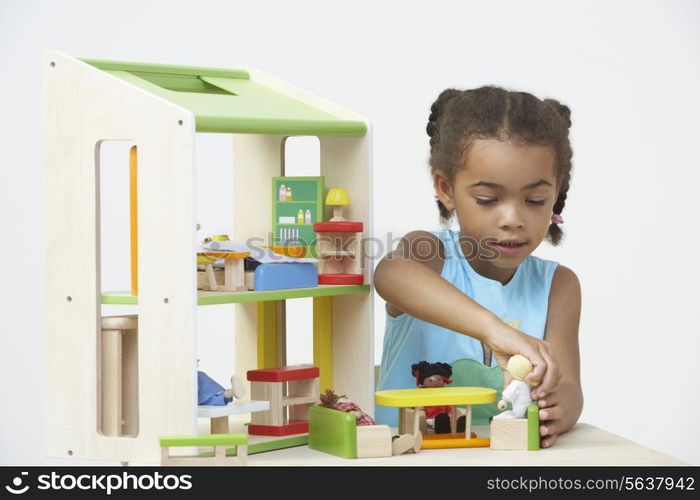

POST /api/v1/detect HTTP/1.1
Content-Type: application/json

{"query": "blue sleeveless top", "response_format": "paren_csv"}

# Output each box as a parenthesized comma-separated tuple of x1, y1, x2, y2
(374, 228, 559, 427)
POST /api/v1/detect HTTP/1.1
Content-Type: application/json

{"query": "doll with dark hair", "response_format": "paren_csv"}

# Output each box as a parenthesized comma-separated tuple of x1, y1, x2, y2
(411, 361, 466, 434)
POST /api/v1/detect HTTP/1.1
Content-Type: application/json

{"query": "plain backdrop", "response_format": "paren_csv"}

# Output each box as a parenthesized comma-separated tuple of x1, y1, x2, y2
(1, 0, 699, 465)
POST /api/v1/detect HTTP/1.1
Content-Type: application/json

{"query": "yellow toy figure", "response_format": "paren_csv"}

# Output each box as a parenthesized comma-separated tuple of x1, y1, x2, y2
(494, 354, 534, 419)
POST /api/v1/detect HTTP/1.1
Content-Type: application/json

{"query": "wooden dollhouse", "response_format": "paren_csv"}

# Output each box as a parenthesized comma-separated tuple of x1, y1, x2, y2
(44, 51, 373, 464)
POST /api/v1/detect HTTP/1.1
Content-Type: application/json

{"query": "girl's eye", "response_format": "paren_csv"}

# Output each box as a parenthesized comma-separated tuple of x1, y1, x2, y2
(476, 198, 546, 206)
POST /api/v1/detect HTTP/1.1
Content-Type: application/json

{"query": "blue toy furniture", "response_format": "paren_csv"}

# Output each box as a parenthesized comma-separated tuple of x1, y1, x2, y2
(253, 262, 318, 291)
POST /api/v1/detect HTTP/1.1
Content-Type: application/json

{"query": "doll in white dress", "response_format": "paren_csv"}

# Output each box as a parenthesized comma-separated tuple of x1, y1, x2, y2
(493, 354, 535, 419)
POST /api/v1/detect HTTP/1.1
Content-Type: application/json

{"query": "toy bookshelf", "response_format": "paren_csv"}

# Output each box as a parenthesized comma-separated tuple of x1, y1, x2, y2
(271, 176, 324, 258)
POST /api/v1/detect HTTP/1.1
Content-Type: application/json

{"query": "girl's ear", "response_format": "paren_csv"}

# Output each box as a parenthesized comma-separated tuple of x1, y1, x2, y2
(433, 171, 455, 211)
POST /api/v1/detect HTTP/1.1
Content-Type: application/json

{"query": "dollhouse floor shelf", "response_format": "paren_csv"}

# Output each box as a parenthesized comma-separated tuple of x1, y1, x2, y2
(101, 284, 370, 306)
(198, 400, 270, 418)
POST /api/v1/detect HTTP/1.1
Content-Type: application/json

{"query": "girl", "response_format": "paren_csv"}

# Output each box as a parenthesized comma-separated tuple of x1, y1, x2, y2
(374, 86, 583, 448)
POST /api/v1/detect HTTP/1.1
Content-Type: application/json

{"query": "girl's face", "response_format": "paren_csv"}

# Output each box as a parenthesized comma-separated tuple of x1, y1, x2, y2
(434, 138, 560, 284)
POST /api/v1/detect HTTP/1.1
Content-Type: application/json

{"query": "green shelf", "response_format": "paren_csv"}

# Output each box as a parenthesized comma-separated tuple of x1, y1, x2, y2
(101, 284, 371, 306)
(272, 176, 324, 257)
(196, 434, 308, 457)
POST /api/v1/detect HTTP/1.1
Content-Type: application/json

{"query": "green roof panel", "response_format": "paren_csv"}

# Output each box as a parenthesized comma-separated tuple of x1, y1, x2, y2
(80, 58, 366, 136)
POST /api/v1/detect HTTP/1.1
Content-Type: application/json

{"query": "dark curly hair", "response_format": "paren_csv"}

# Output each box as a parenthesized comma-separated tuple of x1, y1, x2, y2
(427, 86, 573, 245)
(411, 361, 453, 385)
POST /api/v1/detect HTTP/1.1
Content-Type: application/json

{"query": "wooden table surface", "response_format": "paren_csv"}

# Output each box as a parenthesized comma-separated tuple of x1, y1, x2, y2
(240, 422, 686, 466)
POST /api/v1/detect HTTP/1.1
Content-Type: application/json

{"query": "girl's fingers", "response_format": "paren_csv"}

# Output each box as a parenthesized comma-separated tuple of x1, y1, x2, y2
(541, 433, 558, 448)
(522, 345, 547, 387)
(538, 404, 562, 422)
(540, 418, 562, 438)
(536, 391, 559, 408)
(536, 347, 560, 396)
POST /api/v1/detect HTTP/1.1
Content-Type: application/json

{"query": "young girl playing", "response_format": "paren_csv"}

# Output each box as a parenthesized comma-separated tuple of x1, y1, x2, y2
(374, 86, 583, 448)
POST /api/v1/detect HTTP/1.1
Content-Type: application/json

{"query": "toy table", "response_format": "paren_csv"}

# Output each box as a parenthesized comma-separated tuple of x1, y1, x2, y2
(375, 387, 497, 446)
(197, 251, 250, 292)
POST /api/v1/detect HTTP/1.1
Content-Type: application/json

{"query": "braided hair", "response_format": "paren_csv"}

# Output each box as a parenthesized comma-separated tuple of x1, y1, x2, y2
(427, 86, 573, 245)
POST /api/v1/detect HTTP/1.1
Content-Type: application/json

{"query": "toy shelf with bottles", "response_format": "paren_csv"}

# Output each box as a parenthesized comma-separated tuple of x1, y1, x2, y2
(272, 176, 324, 258)
(45, 51, 373, 465)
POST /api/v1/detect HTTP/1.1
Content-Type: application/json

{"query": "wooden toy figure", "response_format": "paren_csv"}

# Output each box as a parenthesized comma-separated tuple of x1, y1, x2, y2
(411, 361, 465, 434)
(197, 368, 247, 406)
(493, 354, 534, 419)
(319, 389, 376, 426)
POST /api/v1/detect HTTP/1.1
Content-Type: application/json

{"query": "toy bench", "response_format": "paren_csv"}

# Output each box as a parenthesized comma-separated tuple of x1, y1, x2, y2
(159, 434, 248, 466)
(308, 405, 394, 459)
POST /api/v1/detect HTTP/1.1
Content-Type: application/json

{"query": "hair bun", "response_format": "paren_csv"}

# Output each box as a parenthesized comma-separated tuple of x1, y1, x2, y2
(543, 98, 572, 128)
(427, 88, 461, 138)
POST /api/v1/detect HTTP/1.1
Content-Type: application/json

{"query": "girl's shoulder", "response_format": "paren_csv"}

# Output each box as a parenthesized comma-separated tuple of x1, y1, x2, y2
(384, 229, 447, 276)
(547, 263, 580, 297)
(380, 230, 447, 319)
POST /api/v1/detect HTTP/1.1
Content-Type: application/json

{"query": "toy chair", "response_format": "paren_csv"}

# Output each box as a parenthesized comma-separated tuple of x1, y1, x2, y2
(400, 406, 474, 435)
(247, 366, 320, 436)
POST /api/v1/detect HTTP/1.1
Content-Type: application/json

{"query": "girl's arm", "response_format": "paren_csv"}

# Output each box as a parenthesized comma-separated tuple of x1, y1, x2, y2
(534, 264, 583, 447)
(374, 231, 561, 393)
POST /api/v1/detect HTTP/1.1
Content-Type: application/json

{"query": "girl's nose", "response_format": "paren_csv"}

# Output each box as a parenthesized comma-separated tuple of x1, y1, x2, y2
(499, 204, 525, 230)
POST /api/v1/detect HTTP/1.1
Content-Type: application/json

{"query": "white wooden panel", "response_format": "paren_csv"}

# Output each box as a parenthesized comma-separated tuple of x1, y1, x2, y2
(45, 50, 197, 464)
(233, 134, 285, 382)
(319, 134, 374, 413)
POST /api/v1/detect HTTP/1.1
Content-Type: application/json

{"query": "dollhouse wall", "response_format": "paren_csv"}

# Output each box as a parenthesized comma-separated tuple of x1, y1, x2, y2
(44, 51, 199, 464)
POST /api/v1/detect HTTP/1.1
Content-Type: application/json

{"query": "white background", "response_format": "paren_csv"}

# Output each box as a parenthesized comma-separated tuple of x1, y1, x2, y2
(1, 0, 699, 465)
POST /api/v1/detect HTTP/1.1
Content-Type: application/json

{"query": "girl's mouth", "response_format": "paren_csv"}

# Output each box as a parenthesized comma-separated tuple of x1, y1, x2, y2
(495, 241, 526, 256)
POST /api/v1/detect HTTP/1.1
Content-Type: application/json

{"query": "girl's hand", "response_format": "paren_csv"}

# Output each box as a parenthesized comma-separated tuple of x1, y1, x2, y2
(483, 319, 561, 395)
(534, 390, 564, 448)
